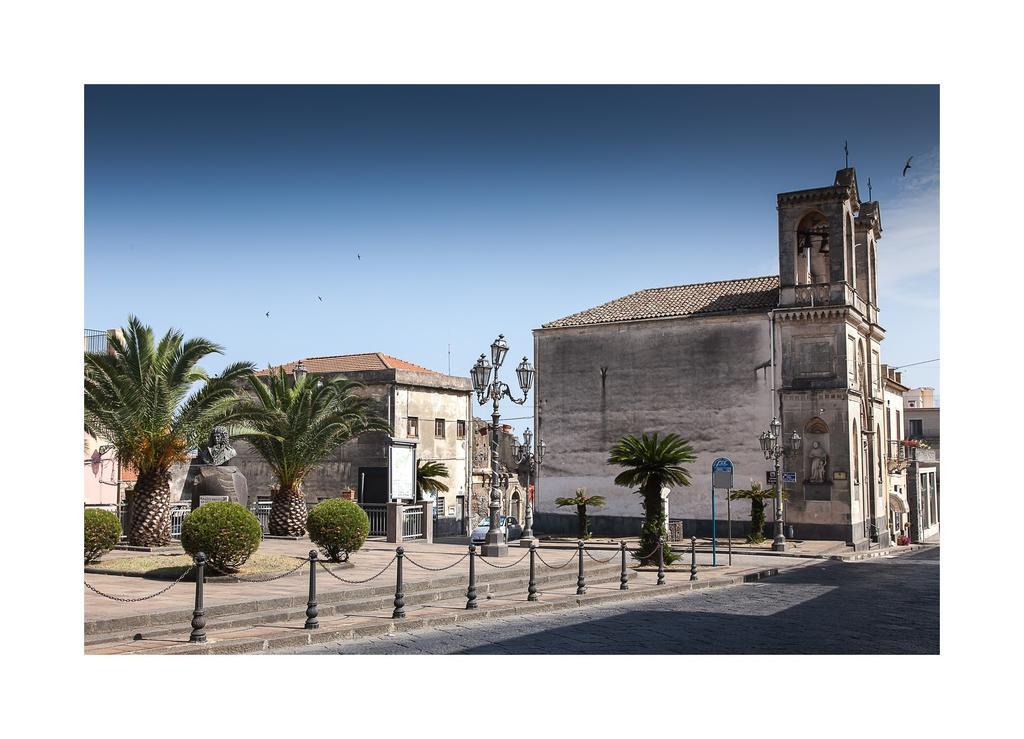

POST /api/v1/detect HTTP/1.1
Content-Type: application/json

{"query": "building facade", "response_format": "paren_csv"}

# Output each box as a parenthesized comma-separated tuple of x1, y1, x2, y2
(903, 386, 940, 541)
(533, 168, 899, 549)
(232, 353, 473, 533)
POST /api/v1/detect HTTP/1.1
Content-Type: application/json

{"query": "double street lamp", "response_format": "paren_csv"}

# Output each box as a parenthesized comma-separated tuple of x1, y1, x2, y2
(471, 335, 535, 557)
(513, 427, 545, 546)
(759, 416, 801, 552)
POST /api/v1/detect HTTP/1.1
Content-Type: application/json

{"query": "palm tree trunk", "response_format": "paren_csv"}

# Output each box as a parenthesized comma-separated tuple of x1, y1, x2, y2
(638, 483, 670, 566)
(577, 504, 588, 539)
(270, 485, 308, 536)
(128, 468, 172, 547)
(750, 497, 766, 542)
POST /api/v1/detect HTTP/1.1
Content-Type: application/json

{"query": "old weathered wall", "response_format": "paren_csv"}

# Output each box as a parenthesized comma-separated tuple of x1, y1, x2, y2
(534, 313, 777, 529)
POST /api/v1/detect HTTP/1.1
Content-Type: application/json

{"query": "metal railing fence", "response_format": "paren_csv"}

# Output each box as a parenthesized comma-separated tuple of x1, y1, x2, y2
(361, 504, 387, 537)
(402, 506, 424, 540)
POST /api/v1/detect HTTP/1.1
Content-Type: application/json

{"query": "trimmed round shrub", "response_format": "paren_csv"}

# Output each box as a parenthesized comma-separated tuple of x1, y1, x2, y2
(307, 499, 370, 562)
(85, 508, 121, 564)
(180, 501, 261, 573)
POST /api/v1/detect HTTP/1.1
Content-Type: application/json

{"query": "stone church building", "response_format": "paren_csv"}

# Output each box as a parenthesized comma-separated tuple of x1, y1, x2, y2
(533, 168, 894, 549)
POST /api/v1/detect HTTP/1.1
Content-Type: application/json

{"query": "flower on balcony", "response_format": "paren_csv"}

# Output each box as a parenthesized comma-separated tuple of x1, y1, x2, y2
(902, 439, 930, 449)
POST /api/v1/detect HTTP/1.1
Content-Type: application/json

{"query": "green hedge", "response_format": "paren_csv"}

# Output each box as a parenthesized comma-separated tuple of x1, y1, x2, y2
(85, 508, 121, 564)
(307, 499, 369, 562)
(180, 501, 261, 573)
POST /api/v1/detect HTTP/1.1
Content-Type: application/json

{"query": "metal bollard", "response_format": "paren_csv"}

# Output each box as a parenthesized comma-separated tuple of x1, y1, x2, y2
(527, 544, 538, 601)
(190, 552, 207, 643)
(305, 550, 319, 629)
(619, 541, 629, 590)
(466, 544, 477, 609)
(576, 540, 587, 595)
(392, 546, 406, 619)
(690, 536, 698, 581)
(656, 536, 665, 585)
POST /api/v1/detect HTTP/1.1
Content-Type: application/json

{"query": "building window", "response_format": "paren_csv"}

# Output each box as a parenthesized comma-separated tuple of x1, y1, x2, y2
(909, 419, 923, 439)
(457, 420, 466, 439)
(436, 496, 446, 517)
(407, 417, 419, 437)
(434, 418, 446, 438)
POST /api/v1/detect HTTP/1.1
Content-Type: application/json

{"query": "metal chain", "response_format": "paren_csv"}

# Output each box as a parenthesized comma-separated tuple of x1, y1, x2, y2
(84, 565, 195, 603)
(403, 552, 470, 572)
(204, 557, 309, 582)
(535, 550, 578, 569)
(317, 555, 396, 584)
(584, 548, 621, 564)
(627, 543, 663, 559)
(476, 551, 531, 569)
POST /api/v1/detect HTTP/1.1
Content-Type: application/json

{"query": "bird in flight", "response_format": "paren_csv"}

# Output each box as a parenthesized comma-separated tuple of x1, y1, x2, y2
(357, 253, 361, 260)
(265, 311, 270, 318)
(317, 296, 322, 302)
(902, 156, 913, 177)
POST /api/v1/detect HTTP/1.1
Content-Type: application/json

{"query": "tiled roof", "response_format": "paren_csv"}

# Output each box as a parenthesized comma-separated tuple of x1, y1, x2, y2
(256, 352, 439, 376)
(542, 275, 780, 328)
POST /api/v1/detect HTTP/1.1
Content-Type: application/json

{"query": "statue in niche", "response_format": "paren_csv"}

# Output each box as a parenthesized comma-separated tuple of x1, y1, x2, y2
(808, 441, 829, 484)
(184, 426, 248, 509)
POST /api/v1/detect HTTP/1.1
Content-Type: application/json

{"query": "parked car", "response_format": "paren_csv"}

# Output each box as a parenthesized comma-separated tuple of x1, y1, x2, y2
(470, 515, 522, 545)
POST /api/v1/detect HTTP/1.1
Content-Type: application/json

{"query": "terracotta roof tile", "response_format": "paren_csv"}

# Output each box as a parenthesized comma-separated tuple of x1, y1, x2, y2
(256, 352, 439, 376)
(542, 275, 780, 328)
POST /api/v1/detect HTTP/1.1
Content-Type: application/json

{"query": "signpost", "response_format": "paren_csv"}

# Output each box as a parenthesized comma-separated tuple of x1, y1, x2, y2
(389, 440, 417, 502)
(711, 458, 734, 567)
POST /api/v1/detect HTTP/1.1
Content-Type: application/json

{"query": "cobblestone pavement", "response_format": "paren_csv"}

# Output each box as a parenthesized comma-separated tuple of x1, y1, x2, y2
(276, 546, 939, 655)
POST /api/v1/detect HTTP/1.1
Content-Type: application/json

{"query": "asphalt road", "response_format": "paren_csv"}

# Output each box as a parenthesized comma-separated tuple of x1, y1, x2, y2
(275, 546, 939, 655)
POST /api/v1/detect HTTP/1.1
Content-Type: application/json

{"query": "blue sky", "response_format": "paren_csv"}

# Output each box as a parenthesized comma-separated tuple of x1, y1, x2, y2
(85, 85, 940, 428)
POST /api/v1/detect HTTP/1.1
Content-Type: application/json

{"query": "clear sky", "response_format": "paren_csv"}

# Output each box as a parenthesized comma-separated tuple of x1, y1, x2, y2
(85, 85, 940, 430)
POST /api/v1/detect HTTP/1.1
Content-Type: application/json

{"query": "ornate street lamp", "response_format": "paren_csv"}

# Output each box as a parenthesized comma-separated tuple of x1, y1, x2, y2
(513, 426, 544, 547)
(759, 416, 801, 551)
(293, 360, 308, 383)
(471, 335, 534, 557)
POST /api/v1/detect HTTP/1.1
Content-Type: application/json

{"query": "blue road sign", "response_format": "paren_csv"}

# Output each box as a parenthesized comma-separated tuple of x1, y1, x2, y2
(782, 472, 797, 484)
(712, 458, 734, 489)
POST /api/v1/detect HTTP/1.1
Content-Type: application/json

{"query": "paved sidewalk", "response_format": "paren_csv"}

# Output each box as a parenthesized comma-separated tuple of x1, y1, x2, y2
(85, 556, 805, 655)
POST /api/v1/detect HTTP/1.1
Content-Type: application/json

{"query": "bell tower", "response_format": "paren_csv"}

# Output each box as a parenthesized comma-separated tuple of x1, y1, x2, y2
(773, 168, 888, 549)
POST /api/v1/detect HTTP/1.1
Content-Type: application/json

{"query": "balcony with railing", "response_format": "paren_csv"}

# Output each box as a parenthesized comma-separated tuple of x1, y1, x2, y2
(85, 329, 109, 355)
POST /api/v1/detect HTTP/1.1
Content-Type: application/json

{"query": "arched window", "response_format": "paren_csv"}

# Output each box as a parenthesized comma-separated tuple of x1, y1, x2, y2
(796, 212, 830, 285)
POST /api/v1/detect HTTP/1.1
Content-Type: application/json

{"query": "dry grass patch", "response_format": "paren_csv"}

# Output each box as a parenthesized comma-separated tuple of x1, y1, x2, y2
(85, 552, 305, 579)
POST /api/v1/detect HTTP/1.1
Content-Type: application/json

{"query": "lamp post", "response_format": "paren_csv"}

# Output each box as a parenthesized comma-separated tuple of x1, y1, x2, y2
(759, 417, 801, 552)
(470, 335, 534, 557)
(513, 428, 544, 547)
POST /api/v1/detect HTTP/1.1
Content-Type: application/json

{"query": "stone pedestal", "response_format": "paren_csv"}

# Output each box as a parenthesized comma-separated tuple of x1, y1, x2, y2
(185, 465, 249, 511)
(386, 502, 404, 543)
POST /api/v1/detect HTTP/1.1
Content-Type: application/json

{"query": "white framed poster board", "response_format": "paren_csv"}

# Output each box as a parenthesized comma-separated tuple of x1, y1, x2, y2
(389, 440, 417, 501)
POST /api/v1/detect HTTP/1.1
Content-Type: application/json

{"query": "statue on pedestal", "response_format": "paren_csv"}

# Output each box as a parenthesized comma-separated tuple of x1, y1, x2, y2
(185, 426, 249, 510)
(808, 441, 829, 484)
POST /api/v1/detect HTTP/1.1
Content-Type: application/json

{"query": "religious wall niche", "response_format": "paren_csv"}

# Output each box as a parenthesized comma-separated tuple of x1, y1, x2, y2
(802, 416, 832, 501)
(796, 212, 831, 285)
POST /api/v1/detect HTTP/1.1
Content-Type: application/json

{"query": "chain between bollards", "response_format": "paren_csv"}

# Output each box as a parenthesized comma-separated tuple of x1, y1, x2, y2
(527, 544, 538, 601)
(690, 536, 698, 581)
(619, 541, 629, 590)
(305, 550, 319, 629)
(576, 540, 587, 595)
(392, 546, 406, 619)
(466, 544, 477, 609)
(190, 552, 207, 643)
(656, 536, 666, 585)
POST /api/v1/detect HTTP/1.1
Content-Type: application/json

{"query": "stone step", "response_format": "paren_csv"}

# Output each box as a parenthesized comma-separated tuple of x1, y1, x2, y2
(85, 560, 626, 645)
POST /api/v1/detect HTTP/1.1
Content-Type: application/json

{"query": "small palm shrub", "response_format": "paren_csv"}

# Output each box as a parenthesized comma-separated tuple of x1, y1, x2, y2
(85, 508, 122, 564)
(554, 488, 606, 540)
(307, 499, 370, 562)
(180, 502, 261, 573)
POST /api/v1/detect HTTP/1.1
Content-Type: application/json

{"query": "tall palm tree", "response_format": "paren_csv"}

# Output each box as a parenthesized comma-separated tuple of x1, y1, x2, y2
(417, 460, 450, 498)
(729, 480, 780, 544)
(84, 316, 256, 546)
(607, 432, 696, 565)
(554, 488, 605, 540)
(230, 368, 390, 536)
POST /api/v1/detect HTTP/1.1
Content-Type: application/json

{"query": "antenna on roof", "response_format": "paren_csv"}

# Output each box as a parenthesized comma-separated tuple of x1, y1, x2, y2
(448, 344, 451, 375)
(844, 140, 849, 168)
(868, 177, 873, 201)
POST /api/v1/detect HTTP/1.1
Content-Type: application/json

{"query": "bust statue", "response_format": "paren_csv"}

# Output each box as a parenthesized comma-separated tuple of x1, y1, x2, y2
(196, 426, 237, 466)
(184, 426, 248, 509)
(808, 441, 829, 484)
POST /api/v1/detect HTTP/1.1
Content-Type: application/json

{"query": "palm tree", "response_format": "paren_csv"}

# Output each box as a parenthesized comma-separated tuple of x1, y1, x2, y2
(229, 368, 390, 536)
(607, 432, 695, 565)
(417, 460, 450, 498)
(84, 316, 255, 546)
(729, 480, 780, 544)
(554, 488, 605, 540)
